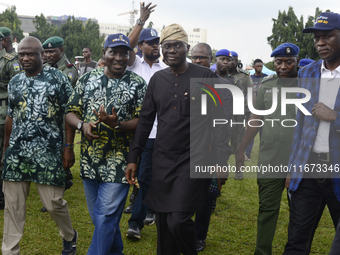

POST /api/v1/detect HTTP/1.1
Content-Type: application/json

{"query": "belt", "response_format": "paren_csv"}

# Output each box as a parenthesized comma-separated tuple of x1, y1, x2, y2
(310, 152, 330, 163)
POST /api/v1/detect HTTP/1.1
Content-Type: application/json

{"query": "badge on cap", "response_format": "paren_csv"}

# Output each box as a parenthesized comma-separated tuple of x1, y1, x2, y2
(48, 43, 52, 48)
(285, 47, 292, 55)
(150, 29, 157, 37)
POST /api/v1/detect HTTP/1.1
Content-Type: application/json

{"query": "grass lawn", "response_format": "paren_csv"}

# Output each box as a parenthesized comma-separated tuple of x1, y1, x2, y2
(0, 133, 335, 254)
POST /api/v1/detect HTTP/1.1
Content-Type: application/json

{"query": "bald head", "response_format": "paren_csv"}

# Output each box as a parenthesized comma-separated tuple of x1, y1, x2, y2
(191, 43, 213, 68)
(18, 36, 43, 53)
(18, 36, 44, 77)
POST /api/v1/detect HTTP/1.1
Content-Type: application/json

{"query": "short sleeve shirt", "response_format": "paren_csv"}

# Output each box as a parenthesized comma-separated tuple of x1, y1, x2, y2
(3, 66, 73, 186)
(66, 68, 147, 183)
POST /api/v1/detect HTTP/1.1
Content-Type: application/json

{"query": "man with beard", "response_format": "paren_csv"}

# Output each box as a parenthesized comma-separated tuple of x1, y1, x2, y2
(125, 24, 229, 255)
(124, 2, 167, 240)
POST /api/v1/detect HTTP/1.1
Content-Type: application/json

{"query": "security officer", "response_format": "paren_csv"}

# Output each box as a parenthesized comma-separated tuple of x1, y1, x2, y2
(41, 36, 78, 212)
(0, 31, 21, 210)
(43, 36, 78, 88)
(0, 27, 16, 54)
(214, 49, 249, 179)
(236, 43, 299, 255)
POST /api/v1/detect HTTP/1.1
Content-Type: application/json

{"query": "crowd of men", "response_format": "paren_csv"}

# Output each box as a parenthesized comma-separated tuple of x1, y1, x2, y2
(1, 2, 340, 255)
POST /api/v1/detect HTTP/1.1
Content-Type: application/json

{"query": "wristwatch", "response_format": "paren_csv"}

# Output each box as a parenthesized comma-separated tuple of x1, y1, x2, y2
(114, 120, 121, 130)
(65, 143, 74, 149)
(136, 18, 145, 26)
(77, 121, 84, 131)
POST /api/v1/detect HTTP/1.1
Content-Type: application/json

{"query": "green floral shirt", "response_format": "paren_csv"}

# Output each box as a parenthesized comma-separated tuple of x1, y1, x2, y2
(66, 68, 147, 183)
(3, 66, 73, 186)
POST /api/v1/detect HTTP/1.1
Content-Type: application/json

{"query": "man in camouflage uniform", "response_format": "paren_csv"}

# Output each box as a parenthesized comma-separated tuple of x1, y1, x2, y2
(43, 36, 78, 88)
(0, 31, 21, 210)
(0, 27, 16, 54)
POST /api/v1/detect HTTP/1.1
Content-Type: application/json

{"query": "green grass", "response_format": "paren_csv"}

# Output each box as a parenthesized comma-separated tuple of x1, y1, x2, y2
(0, 133, 335, 254)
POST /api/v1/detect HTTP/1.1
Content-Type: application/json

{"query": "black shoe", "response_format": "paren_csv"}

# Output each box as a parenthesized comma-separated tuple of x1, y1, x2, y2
(0, 202, 4, 210)
(123, 203, 134, 214)
(196, 239, 206, 252)
(126, 225, 141, 240)
(41, 206, 48, 212)
(62, 229, 78, 255)
(144, 213, 156, 225)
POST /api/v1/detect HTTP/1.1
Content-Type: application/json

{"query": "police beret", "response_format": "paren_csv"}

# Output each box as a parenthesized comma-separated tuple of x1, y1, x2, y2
(42, 36, 64, 49)
(230, 51, 238, 57)
(270, 43, 299, 57)
(0, 27, 11, 37)
(0, 32, 4, 40)
(299, 58, 314, 67)
(215, 49, 232, 57)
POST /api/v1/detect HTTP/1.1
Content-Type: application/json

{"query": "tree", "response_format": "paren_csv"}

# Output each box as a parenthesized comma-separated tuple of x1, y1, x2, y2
(59, 17, 104, 62)
(147, 21, 154, 28)
(30, 14, 58, 42)
(0, 6, 24, 42)
(267, 7, 330, 60)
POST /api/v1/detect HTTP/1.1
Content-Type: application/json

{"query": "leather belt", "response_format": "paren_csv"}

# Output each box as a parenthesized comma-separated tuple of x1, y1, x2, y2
(310, 152, 330, 163)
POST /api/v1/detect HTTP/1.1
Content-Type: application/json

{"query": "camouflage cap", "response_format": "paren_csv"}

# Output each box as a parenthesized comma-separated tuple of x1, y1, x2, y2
(0, 27, 11, 37)
(42, 36, 64, 49)
(0, 32, 4, 40)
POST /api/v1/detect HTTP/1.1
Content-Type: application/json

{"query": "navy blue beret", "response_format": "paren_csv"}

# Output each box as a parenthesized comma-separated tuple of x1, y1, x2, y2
(270, 43, 299, 57)
(215, 49, 232, 57)
(299, 58, 314, 67)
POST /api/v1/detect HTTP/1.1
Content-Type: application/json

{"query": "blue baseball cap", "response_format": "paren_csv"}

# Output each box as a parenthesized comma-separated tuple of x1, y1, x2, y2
(303, 12, 340, 33)
(230, 51, 238, 57)
(139, 28, 159, 43)
(299, 58, 314, 67)
(270, 43, 299, 57)
(215, 49, 232, 57)
(104, 33, 133, 51)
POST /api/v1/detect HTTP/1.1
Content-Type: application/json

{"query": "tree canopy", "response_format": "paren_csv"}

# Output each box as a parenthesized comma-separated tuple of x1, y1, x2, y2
(0, 6, 25, 41)
(267, 7, 330, 60)
(31, 15, 105, 62)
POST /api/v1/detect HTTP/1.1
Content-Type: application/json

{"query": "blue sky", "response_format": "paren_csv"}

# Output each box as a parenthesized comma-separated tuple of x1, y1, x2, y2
(1, 0, 340, 65)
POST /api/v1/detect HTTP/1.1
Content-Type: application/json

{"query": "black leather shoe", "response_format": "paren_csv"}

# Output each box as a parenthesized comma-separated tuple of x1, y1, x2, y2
(196, 239, 206, 252)
(124, 203, 134, 214)
(126, 225, 141, 240)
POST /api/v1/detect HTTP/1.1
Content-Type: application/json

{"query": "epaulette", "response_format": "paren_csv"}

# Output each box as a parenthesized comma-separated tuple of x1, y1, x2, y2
(65, 59, 75, 68)
(261, 74, 278, 83)
(3, 52, 17, 61)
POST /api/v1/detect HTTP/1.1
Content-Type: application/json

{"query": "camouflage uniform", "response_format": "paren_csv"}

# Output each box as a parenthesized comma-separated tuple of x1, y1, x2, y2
(0, 48, 21, 209)
(45, 54, 78, 88)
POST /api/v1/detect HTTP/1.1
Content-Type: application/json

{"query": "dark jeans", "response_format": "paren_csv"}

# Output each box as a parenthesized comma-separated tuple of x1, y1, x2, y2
(195, 192, 215, 240)
(284, 175, 340, 254)
(156, 211, 197, 255)
(128, 138, 155, 230)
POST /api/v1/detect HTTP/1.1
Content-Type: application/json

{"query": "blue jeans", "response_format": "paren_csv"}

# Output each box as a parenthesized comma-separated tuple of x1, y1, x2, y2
(83, 178, 129, 255)
(128, 139, 155, 230)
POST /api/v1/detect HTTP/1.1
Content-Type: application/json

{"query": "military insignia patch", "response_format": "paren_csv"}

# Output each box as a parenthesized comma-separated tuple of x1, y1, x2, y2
(13, 63, 20, 71)
(68, 72, 73, 79)
(285, 47, 292, 55)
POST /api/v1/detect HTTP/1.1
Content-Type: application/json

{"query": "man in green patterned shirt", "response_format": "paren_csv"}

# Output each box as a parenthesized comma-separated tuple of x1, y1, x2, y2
(66, 33, 147, 254)
(1, 37, 77, 254)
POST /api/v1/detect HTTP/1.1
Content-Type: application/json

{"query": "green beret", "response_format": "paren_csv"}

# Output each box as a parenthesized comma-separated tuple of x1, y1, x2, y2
(42, 36, 64, 49)
(0, 32, 4, 40)
(0, 27, 11, 37)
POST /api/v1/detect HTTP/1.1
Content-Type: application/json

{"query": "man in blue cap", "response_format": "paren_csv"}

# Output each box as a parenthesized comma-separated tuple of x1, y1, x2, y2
(65, 33, 148, 254)
(124, 2, 167, 241)
(236, 42, 299, 255)
(298, 58, 314, 68)
(283, 12, 340, 255)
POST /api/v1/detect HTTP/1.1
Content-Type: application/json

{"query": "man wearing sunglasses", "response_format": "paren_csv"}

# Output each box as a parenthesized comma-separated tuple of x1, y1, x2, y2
(125, 2, 168, 241)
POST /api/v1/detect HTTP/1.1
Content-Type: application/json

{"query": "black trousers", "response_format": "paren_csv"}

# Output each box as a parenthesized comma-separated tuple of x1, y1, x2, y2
(283, 158, 340, 254)
(156, 211, 197, 255)
(195, 193, 215, 240)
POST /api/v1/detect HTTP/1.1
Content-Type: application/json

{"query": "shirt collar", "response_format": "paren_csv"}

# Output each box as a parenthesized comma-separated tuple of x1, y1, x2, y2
(321, 60, 340, 74)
